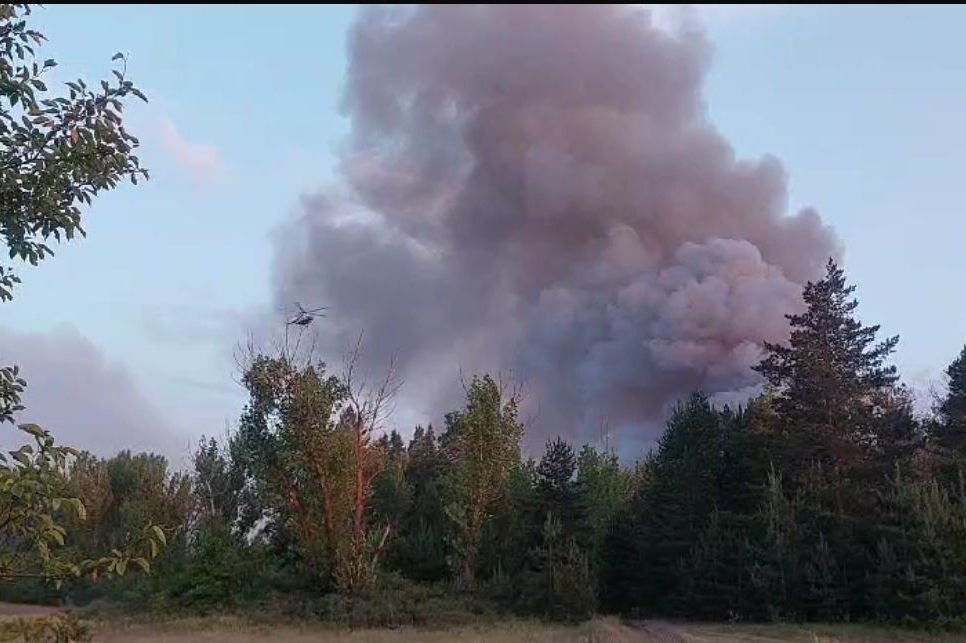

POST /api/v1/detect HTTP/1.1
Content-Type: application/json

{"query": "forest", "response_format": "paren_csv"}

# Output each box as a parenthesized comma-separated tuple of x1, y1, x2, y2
(4, 3, 966, 640)
(6, 256, 966, 634)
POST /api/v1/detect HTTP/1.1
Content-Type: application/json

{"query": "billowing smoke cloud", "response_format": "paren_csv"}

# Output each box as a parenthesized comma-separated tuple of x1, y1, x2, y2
(274, 5, 840, 450)
(0, 326, 183, 458)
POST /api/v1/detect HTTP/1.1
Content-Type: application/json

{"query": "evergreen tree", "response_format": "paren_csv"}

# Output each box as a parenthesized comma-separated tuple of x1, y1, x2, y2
(716, 403, 772, 515)
(869, 385, 921, 479)
(939, 346, 966, 433)
(870, 470, 966, 623)
(535, 437, 584, 539)
(755, 259, 899, 475)
(575, 446, 632, 567)
(679, 509, 761, 620)
(481, 459, 539, 592)
(934, 345, 966, 469)
(602, 393, 724, 614)
(518, 513, 596, 621)
(371, 430, 410, 551)
(396, 425, 448, 581)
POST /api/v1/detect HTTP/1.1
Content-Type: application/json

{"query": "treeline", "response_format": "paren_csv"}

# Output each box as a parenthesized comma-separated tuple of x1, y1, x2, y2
(17, 259, 966, 626)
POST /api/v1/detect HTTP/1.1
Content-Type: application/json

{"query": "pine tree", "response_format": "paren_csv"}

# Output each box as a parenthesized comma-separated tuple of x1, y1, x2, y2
(576, 446, 632, 567)
(717, 403, 772, 515)
(395, 425, 448, 581)
(602, 392, 724, 614)
(371, 430, 410, 546)
(935, 346, 966, 463)
(535, 437, 583, 539)
(679, 509, 761, 620)
(519, 512, 596, 621)
(869, 385, 921, 478)
(869, 470, 966, 622)
(481, 458, 540, 588)
(755, 259, 899, 475)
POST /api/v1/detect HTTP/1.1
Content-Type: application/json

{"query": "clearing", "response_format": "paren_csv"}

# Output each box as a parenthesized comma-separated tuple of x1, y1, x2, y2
(91, 618, 966, 643)
(2, 605, 964, 642)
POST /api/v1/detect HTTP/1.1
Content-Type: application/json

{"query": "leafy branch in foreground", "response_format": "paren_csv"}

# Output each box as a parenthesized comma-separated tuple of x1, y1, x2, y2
(0, 422, 166, 588)
(0, 3, 148, 301)
(0, 2, 161, 592)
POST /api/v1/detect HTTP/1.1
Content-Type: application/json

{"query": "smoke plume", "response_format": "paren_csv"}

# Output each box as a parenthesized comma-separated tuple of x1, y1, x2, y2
(0, 325, 182, 457)
(274, 5, 840, 450)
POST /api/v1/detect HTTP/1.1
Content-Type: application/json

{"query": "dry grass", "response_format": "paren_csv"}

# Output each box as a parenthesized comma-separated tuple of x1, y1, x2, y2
(0, 603, 960, 643)
(93, 616, 626, 642)
(683, 622, 966, 642)
(89, 618, 966, 643)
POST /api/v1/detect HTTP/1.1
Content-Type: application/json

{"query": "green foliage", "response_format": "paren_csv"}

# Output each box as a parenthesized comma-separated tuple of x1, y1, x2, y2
(370, 431, 409, 536)
(10, 1, 966, 632)
(443, 374, 523, 588)
(233, 346, 398, 594)
(932, 346, 966, 481)
(162, 520, 266, 611)
(192, 435, 247, 530)
(0, 611, 90, 642)
(602, 393, 728, 614)
(869, 470, 966, 625)
(575, 445, 631, 566)
(754, 258, 900, 475)
(311, 574, 500, 629)
(938, 346, 966, 434)
(0, 423, 165, 591)
(235, 354, 348, 580)
(476, 459, 538, 589)
(678, 508, 761, 621)
(535, 437, 582, 538)
(0, 364, 25, 424)
(516, 512, 596, 622)
(393, 425, 448, 582)
(5, 170, 966, 634)
(0, 3, 148, 301)
(0, 0, 162, 609)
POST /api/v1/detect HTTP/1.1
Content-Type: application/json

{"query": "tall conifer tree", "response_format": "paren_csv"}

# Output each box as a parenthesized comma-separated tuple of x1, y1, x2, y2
(755, 259, 899, 472)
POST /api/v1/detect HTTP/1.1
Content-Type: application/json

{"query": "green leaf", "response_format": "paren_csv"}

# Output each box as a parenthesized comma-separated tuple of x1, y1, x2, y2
(72, 497, 87, 521)
(47, 529, 64, 546)
(18, 423, 45, 438)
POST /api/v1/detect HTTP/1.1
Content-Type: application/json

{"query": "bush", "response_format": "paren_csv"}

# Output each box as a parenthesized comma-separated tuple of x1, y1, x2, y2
(310, 574, 501, 628)
(511, 514, 597, 622)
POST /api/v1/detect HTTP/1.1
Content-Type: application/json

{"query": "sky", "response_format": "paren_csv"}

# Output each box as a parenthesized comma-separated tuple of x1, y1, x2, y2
(2, 5, 965, 463)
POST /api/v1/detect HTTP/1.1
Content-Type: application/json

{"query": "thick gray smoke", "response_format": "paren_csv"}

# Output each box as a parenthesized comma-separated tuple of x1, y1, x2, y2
(274, 5, 840, 451)
(0, 325, 182, 457)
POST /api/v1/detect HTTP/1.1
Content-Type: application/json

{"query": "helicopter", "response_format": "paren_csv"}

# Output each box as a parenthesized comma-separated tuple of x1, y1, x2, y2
(287, 302, 327, 327)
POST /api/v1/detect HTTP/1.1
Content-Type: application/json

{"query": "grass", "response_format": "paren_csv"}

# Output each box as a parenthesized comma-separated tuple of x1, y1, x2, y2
(91, 615, 622, 642)
(15, 603, 966, 643)
(87, 617, 966, 642)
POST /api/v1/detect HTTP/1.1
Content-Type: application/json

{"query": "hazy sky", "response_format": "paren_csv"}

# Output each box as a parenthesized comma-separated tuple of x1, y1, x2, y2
(2, 5, 965, 462)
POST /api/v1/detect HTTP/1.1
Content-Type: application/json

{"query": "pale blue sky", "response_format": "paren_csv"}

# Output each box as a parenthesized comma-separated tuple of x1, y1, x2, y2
(3, 5, 965, 458)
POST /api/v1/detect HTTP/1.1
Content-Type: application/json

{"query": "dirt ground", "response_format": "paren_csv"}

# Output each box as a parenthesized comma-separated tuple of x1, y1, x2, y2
(93, 618, 637, 643)
(3, 604, 966, 642)
(89, 620, 966, 643)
